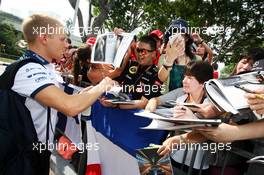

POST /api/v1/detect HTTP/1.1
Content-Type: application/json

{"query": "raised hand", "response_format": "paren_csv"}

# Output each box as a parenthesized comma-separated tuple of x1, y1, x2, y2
(165, 34, 185, 65)
(191, 33, 202, 43)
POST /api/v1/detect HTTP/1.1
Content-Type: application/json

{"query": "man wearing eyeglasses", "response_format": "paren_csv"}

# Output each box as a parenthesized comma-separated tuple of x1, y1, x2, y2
(114, 35, 163, 109)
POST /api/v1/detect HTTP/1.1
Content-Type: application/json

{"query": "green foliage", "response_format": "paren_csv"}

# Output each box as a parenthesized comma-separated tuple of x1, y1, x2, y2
(201, 0, 264, 63)
(91, 0, 100, 17)
(0, 23, 25, 57)
(104, 0, 145, 32)
(93, 6, 100, 17)
(0, 11, 23, 24)
(142, 1, 176, 32)
(65, 0, 264, 65)
(0, 57, 16, 63)
(92, 0, 263, 65)
(220, 62, 236, 78)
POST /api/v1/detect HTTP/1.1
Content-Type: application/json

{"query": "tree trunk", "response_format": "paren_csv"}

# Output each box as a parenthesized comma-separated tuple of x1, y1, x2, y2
(68, 0, 86, 42)
(88, 0, 93, 27)
(92, 0, 115, 32)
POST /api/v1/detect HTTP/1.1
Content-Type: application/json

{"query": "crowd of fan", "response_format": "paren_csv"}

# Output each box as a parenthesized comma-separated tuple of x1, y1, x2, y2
(5, 15, 264, 175)
(40, 17, 264, 175)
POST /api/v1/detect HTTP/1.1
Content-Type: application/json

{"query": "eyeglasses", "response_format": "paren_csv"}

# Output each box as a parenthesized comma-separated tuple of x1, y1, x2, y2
(136, 48, 154, 54)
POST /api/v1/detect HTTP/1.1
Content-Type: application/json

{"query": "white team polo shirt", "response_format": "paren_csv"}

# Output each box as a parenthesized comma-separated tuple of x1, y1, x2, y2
(12, 62, 59, 143)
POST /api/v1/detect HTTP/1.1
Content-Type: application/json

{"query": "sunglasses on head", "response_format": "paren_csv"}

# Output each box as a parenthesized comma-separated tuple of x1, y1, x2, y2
(136, 48, 154, 54)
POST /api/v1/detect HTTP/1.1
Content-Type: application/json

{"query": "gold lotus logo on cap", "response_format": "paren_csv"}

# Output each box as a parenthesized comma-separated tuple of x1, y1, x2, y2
(129, 66, 138, 74)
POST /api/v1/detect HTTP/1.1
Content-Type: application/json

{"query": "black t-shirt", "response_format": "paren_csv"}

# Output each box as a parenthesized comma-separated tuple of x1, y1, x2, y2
(116, 60, 163, 100)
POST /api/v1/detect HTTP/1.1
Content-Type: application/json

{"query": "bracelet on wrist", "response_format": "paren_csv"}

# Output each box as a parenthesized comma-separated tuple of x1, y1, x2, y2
(163, 64, 173, 70)
(163, 58, 174, 70)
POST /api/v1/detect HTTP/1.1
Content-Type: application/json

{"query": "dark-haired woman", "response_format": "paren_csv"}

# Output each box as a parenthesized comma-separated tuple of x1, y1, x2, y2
(192, 33, 213, 64)
(147, 61, 214, 175)
(158, 33, 201, 93)
(72, 45, 92, 87)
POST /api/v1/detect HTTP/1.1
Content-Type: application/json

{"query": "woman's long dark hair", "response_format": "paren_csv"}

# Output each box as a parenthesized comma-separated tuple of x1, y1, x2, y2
(73, 45, 92, 85)
(184, 33, 195, 60)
